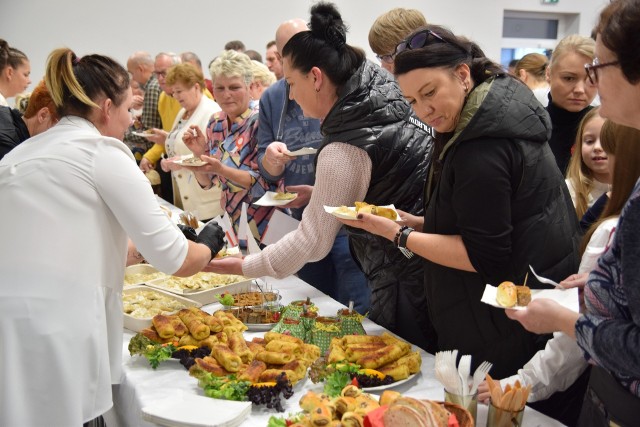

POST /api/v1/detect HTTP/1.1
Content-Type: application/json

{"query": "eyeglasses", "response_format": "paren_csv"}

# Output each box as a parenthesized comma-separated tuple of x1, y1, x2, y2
(584, 57, 620, 85)
(154, 70, 168, 78)
(395, 29, 448, 56)
(376, 53, 395, 64)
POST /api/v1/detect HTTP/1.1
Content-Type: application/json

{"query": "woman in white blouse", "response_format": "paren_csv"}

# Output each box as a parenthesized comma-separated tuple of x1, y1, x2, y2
(160, 63, 223, 221)
(0, 48, 224, 427)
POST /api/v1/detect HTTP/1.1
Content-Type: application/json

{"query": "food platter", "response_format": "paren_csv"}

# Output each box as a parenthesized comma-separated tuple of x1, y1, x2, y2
(253, 191, 298, 207)
(244, 322, 278, 332)
(122, 285, 202, 332)
(145, 274, 255, 305)
(124, 264, 167, 287)
(481, 284, 579, 312)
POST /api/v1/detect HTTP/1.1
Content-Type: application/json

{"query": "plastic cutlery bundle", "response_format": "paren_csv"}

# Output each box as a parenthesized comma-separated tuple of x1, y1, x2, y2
(435, 350, 493, 395)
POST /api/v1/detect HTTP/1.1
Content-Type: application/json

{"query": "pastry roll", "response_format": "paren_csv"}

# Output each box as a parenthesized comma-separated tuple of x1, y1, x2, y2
(178, 334, 201, 347)
(341, 385, 362, 398)
(341, 411, 365, 427)
(342, 335, 384, 346)
(152, 314, 175, 339)
(265, 332, 304, 346)
(300, 343, 321, 363)
(281, 359, 307, 383)
(380, 332, 412, 354)
(379, 390, 401, 406)
(214, 331, 228, 344)
(228, 331, 254, 363)
(170, 315, 188, 337)
(198, 335, 219, 349)
(190, 356, 230, 377)
(211, 344, 242, 372)
(354, 394, 380, 415)
(396, 351, 422, 374)
(259, 368, 296, 383)
(300, 391, 324, 412)
(265, 339, 302, 355)
(202, 314, 223, 332)
(327, 343, 347, 364)
(310, 404, 332, 427)
(246, 340, 265, 354)
(237, 360, 267, 383)
(335, 396, 357, 415)
(377, 363, 410, 381)
(357, 344, 407, 369)
(178, 310, 210, 340)
(345, 344, 387, 362)
(255, 350, 294, 364)
(140, 327, 162, 343)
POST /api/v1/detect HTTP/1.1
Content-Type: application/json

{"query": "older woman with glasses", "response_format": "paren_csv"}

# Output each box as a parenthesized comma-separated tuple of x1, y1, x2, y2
(339, 23, 581, 415)
(508, 0, 640, 425)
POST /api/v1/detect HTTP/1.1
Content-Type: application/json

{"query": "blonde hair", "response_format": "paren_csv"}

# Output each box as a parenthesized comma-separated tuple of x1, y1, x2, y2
(166, 63, 205, 90)
(209, 50, 253, 86)
(566, 107, 602, 219)
(515, 53, 548, 83)
(250, 60, 276, 87)
(368, 8, 427, 55)
(549, 35, 595, 71)
(14, 91, 31, 114)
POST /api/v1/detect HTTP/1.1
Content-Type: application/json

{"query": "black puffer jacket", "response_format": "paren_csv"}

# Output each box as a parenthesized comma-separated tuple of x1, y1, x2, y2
(422, 75, 581, 378)
(317, 61, 436, 351)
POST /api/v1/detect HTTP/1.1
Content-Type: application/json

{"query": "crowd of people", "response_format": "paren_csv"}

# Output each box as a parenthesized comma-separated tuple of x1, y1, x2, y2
(1, 0, 639, 425)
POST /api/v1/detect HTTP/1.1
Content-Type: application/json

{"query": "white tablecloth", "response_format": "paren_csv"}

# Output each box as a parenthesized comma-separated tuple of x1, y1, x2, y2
(113, 275, 564, 426)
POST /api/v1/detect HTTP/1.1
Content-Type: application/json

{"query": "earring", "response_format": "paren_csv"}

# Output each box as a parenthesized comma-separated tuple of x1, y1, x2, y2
(315, 87, 320, 93)
(463, 82, 469, 93)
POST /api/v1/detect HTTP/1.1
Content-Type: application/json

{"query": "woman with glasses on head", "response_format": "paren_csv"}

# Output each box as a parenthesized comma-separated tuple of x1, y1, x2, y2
(546, 35, 598, 175)
(207, 2, 437, 352)
(339, 23, 581, 416)
(368, 8, 427, 74)
(508, 1, 640, 425)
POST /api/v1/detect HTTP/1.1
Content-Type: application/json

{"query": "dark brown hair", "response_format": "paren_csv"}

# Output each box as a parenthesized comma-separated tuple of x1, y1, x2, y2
(594, 0, 640, 84)
(282, 2, 365, 89)
(45, 48, 130, 119)
(0, 39, 28, 72)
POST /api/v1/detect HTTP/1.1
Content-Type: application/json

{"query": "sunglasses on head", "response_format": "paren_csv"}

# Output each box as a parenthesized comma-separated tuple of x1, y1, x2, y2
(395, 29, 448, 56)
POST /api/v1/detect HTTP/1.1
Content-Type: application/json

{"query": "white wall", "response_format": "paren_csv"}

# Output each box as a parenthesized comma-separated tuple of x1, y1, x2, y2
(1, 0, 607, 94)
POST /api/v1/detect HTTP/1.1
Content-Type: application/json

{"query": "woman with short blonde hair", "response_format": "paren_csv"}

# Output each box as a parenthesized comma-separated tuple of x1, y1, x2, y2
(515, 53, 550, 106)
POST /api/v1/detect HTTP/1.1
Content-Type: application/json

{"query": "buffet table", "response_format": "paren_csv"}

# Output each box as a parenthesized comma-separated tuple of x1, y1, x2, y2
(113, 274, 564, 426)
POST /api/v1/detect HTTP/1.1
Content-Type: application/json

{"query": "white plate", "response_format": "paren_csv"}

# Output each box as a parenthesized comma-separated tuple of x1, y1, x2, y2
(171, 154, 208, 167)
(481, 284, 579, 312)
(324, 204, 400, 221)
(142, 390, 251, 427)
(284, 147, 318, 157)
(132, 131, 154, 138)
(362, 372, 418, 392)
(253, 191, 298, 207)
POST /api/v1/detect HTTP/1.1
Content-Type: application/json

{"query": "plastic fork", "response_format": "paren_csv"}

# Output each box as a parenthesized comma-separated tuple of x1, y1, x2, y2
(457, 355, 472, 394)
(529, 265, 562, 289)
(470, 361, 493, 394)
(399, 247, 414, 259)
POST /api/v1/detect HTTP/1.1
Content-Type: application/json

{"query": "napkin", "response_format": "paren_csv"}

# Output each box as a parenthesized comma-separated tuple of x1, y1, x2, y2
(142, 390, 251, 427)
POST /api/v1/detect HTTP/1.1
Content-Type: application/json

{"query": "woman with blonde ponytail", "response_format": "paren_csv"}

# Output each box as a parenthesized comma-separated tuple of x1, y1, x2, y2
(0, 48, 225, 427)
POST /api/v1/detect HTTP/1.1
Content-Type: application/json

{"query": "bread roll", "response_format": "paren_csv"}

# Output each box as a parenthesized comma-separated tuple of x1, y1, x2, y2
(496, 281, 517, 307)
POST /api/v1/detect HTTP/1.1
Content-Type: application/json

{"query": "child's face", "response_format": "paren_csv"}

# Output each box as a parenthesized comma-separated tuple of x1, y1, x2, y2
(581, 115, 609, 182)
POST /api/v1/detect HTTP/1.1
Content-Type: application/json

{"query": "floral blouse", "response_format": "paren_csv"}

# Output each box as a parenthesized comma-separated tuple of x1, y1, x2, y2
(206, 107, 275, 240)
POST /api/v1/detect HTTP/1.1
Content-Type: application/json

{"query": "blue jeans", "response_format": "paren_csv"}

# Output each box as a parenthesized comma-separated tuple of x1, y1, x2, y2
(297, 230, 370, 314)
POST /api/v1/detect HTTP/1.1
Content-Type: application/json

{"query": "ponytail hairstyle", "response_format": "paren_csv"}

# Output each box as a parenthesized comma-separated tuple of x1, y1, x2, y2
(0, 39, 28, 73)
(581, 119, 640, 254)
(394, 24, 504, 86)
(45, 48, 130, 119)
(565, 107, 602, 219)
(515, 53, 548, 84)
(282, 2, 365, 90)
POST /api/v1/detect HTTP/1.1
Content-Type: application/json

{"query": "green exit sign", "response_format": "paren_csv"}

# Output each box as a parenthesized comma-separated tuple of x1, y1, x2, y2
(542, 0, 559, 3)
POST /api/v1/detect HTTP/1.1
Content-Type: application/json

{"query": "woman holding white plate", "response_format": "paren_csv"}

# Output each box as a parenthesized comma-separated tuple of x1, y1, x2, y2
(159, 63, 223, 221)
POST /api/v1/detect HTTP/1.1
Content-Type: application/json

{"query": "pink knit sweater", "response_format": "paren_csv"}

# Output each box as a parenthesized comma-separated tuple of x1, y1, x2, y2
(242, 142, 372, 278)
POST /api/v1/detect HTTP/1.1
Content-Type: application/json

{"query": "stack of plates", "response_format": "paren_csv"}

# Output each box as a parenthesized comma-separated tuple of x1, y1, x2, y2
(142, 390, 251, 427)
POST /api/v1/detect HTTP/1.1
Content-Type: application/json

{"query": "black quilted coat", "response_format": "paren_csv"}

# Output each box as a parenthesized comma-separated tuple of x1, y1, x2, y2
(317, 60, 436, 351)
